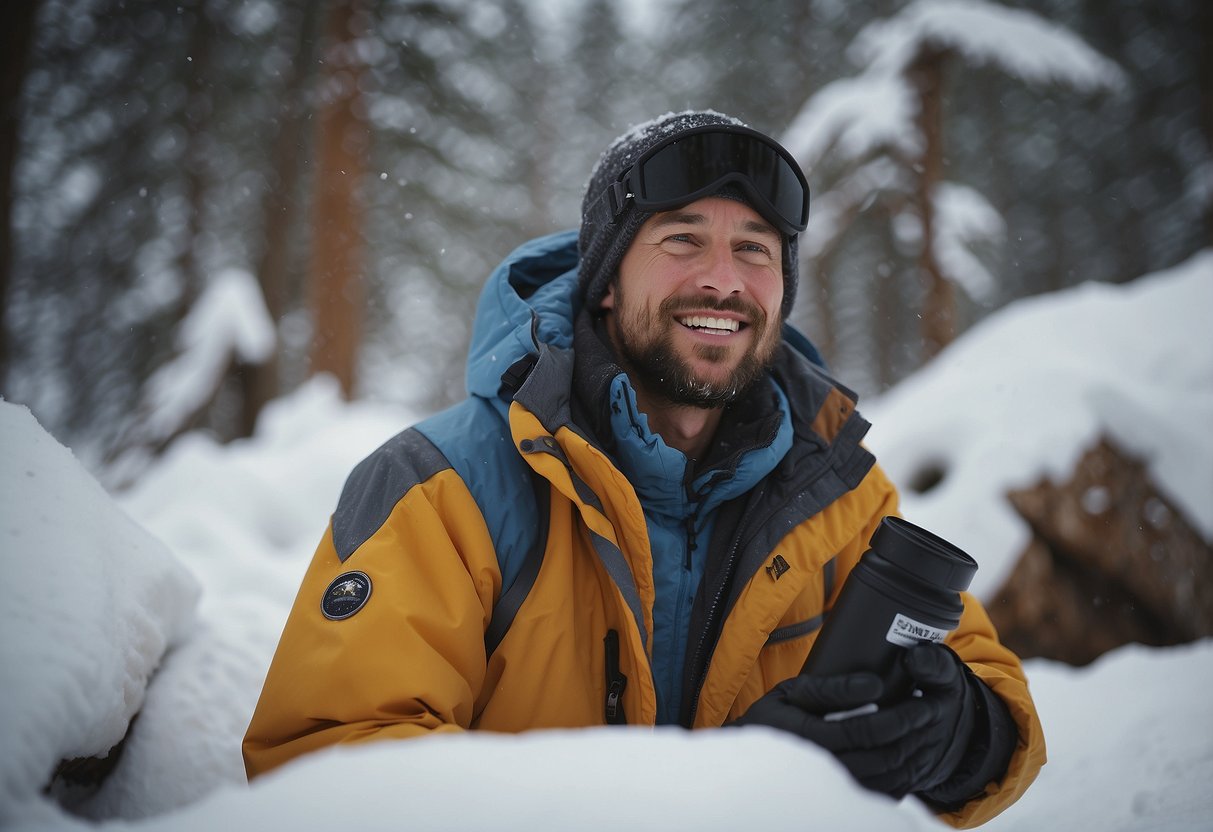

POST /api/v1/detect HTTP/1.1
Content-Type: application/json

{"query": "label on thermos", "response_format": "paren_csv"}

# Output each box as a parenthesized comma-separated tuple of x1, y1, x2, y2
(885, 613, 950, 647)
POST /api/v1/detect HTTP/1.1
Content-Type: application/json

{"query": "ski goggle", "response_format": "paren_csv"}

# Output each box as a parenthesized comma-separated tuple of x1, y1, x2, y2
(589, 124, 810, 237)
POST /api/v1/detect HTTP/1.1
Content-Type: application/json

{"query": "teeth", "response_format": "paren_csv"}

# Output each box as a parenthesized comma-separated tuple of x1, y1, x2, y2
(679, 315, 740, 332)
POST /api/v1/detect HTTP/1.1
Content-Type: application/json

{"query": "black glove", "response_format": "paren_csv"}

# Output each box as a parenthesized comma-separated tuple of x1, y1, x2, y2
(850, 642, 978, 798)
(734, 643, 986, 801)
(731, 668, 886, 739)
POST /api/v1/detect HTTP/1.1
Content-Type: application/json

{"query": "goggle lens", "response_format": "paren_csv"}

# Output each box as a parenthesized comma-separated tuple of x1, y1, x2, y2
(627, 128, 809, 234)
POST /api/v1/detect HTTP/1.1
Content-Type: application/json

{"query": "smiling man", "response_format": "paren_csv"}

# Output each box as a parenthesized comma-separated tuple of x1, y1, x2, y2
(602, 200, 785, 458)
(245, 111, 1045, 828)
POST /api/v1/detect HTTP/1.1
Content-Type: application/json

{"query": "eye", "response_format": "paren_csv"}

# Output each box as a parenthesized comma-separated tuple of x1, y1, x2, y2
(736, 241, 775, 263)
(663, 233, 698, 248)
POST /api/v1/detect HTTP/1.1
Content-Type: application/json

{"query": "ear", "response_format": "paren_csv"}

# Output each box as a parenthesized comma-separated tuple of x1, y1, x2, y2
(600, 281, 617, 311)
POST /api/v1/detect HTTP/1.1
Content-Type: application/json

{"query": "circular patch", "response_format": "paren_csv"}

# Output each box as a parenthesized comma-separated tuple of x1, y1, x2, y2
(321, 571, 372, 621)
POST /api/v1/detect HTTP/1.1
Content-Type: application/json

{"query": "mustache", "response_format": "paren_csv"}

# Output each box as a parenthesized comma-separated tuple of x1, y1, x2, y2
(659, 294, 766, 322)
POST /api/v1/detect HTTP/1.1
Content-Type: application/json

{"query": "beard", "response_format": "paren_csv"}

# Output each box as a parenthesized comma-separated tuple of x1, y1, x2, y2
(610, 291, 782, 409)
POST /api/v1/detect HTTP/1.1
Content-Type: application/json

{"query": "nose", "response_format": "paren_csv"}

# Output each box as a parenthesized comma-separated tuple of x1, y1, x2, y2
(696, 240, 745, 297)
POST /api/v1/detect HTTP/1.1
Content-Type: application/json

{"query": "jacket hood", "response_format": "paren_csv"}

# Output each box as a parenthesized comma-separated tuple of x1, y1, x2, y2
(466, 230, 581, 419)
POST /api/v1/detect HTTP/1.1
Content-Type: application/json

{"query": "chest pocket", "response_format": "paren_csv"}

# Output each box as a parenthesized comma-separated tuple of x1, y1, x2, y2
(764, 555, 835, 648)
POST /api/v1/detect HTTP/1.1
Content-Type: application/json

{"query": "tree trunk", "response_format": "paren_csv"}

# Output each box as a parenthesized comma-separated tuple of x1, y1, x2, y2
(307, 0, 369, 399)
(0, 0, 40, 390)
(237, 0, 324, 436)
(908, 47, 953, 360)
(873, 258, 897, 390)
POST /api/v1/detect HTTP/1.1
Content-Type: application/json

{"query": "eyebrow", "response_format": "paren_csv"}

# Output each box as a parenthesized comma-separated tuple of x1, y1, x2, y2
(650, 211, 781, 240)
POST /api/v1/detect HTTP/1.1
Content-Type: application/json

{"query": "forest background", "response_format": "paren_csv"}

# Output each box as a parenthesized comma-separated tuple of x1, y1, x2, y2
(1, 0, 1208, 484)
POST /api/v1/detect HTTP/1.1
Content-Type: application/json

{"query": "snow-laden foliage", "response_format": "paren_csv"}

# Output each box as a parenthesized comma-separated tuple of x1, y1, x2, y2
(930, 183, 1005, 302)
(851, 0, 1127, 92)
(783, 74, 919, 171)
(786, 0, 1125, 176)
(141, 268, 275, 444)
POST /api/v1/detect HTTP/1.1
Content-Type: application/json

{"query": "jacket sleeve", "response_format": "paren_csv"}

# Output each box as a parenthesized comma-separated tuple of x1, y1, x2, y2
(242, 467, 502, 780)
(829, 468, 1047, 828)
(931, 590, 1048, 828)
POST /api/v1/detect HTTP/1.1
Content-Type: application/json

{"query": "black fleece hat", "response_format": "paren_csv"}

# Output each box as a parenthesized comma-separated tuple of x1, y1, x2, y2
(577, 110, 801, 319)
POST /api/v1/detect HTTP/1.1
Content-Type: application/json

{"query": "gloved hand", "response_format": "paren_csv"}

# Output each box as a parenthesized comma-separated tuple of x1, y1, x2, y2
(733, 643, 978, 800)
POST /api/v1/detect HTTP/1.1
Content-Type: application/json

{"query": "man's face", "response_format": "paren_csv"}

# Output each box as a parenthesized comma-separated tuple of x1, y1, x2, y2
(602, 196, 785, 409)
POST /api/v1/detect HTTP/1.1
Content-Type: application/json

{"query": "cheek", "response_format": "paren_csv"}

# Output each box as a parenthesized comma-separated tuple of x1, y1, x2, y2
(754, 272, 784, 318)
(645, 263, 691, 296)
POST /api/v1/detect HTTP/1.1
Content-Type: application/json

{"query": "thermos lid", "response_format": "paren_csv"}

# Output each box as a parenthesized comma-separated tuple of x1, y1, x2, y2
(870, 517, 978, 592)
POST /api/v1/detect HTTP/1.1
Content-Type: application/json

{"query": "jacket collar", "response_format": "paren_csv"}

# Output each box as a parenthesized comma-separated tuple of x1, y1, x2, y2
(571, 310, 792, 520)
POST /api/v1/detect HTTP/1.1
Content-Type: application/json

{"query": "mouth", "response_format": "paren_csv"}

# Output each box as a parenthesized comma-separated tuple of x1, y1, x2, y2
(676, 314, 744, 335)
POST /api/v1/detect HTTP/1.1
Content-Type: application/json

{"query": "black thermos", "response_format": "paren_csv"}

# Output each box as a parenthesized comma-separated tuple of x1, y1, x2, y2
(801, 516, 978, 705)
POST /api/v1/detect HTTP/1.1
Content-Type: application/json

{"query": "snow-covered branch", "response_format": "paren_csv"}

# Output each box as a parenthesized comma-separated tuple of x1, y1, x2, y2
(851, 0, 1128, 93)
(932, 182, 1005, 302)
(783, 73, 920, 172)
(141, 268, 276, 444)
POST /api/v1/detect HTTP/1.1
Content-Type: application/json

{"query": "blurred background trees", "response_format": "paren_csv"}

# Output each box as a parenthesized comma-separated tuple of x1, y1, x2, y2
(2, 0, 1209, 482)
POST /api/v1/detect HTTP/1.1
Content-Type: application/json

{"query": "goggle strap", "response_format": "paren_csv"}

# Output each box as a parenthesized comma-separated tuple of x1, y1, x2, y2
(583, 179, 630, 228)
(607, 180, 630, 222)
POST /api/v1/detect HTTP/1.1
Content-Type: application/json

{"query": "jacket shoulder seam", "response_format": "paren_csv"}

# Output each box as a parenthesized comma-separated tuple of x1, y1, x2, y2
(331, 427, 452, 561)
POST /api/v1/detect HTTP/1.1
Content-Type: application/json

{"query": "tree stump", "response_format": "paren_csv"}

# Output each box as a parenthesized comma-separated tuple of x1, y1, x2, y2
(987, 436, 1213, 666)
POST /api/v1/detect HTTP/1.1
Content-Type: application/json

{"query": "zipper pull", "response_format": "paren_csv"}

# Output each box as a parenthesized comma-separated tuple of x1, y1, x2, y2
(604, 629, 628, 725)
(684, 515, 698, 570)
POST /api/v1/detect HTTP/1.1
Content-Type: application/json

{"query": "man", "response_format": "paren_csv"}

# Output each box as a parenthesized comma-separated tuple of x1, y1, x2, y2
(244, 111, 1045, 827)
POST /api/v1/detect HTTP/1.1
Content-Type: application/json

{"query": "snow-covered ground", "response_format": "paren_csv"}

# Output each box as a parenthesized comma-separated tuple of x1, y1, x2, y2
(1, 251, 1211, 830)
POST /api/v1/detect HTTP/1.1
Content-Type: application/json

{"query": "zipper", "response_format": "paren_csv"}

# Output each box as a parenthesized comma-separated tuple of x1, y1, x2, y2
(604, 629, 628, 725)
(677, 478, 713, 715)
(684, 514, 697, 569)
(683, 484, 768, 726)
(684, 540, 739, 725)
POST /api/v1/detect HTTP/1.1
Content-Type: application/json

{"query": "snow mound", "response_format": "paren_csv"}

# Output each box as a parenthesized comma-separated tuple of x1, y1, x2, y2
(865, 250, 1213, 599)
(0, 401, 199, 822)
(984, 641, 1213, 832)
(15, 727, 938, 832)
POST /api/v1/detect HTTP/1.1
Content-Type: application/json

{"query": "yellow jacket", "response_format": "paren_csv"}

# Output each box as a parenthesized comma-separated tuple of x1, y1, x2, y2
(244, 232, 1044, 828)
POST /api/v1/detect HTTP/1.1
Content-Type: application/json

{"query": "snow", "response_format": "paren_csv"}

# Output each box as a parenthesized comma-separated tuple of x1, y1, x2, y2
(783, 73, 920, 170)
(864, 249, 1213, 599)
(931, 182, 1004, 302)
(139, 267, 276, 445)
(850, 0, 1127, 93)
(785, 0, 1124, 172)
(1, 261, 1212, 830)
(783, 0, 1125, 313)
(0, 404, 198, 819)
(980, 641, 1213, 832)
